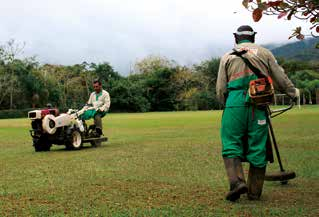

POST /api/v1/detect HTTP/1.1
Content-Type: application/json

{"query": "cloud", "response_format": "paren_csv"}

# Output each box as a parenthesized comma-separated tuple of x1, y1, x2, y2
(0, 0, 310, 74)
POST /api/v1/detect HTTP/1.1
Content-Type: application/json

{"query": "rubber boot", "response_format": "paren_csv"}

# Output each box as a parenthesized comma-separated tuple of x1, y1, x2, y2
(234, 158, 246, 183)
(247, 164, 266, 200)
(93, 114, 102, 147)
(94, 114, 103, 136)
(224, 158, 248, 202)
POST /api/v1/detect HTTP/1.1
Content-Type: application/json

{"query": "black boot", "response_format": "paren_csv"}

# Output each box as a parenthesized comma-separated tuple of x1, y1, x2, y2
(224, 158, 248, 202)
(94, 114, 103, 136)
(247, 164, 266, 200)
(95, 127, 102, 136)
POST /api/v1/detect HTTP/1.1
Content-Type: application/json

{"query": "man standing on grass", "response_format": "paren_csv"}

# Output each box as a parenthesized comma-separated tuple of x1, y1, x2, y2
(82, 79, 111, 138)
(216, 25, 298, 201)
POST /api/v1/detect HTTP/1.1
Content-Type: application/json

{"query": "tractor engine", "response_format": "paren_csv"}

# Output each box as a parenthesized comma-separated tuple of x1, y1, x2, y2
(28, 108, 59, 133)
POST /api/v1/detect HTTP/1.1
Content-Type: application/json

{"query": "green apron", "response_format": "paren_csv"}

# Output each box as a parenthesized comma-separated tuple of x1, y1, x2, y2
(80, 109, 107, 121)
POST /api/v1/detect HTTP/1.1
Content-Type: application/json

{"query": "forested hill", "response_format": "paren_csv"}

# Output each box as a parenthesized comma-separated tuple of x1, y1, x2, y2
(270, 38, 319, 61)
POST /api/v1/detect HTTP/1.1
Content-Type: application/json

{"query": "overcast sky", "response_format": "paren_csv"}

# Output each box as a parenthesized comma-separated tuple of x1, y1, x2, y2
(0, 0, 310, 74)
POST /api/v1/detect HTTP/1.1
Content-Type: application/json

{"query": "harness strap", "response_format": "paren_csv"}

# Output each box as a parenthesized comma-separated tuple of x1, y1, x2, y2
(231, 49, 266, 79)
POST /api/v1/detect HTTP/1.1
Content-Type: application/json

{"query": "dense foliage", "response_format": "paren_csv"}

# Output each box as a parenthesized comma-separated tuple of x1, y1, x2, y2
(271, 38, 319, 60)
(0, 40, 318, 115)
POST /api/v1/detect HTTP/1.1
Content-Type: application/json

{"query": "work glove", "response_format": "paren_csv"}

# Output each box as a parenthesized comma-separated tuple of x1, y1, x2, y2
(82, 104, 90, 111)
(96, 107, 105, 113)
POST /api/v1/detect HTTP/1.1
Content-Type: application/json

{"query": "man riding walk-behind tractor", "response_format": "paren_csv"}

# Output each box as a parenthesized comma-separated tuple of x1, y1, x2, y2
(28, 79, 110, 151)
(216, 25, 299, 201)
(81, 79, 111, 145)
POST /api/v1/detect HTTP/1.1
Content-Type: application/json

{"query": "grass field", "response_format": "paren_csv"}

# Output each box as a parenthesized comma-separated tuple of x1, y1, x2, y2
(0, 106, 318, 216)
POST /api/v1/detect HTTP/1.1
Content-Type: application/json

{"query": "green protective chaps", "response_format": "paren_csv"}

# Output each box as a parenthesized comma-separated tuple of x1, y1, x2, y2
(221, 105, 268, 168)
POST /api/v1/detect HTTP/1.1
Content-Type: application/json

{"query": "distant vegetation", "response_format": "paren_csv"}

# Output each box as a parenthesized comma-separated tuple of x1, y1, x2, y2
(271, 38, 319, 61)
(0, 39, 318, 116)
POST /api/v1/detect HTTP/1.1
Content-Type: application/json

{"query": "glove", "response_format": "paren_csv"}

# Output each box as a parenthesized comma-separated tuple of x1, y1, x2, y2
(96, 107, 105, 113)
(82, 105, 88, 111)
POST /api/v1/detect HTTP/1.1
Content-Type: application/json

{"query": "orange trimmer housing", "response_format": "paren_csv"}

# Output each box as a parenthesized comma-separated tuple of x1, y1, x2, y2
(249, 76, 274, 105)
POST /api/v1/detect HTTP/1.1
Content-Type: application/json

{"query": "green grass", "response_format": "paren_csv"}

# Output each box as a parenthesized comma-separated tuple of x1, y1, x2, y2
(0, 106, 318, 216)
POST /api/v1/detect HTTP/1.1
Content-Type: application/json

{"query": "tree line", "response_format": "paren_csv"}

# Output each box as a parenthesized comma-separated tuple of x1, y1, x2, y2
(0, 40, 318, 114)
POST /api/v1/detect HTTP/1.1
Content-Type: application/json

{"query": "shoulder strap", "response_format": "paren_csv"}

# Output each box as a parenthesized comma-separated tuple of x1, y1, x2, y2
(231, 49, 266, 78)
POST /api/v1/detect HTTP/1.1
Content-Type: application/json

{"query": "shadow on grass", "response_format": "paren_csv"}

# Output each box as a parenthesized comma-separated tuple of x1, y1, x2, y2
(45, 143, 112, 152)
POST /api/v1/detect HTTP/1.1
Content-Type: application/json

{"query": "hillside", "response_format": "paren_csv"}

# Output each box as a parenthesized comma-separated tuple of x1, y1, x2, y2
(270, 38, 319, 61)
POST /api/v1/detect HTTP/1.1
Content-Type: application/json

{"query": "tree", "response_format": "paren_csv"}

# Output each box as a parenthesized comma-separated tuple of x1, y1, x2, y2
(134, 55, 177, 74)
(89, 62, 122, 91)
(289, 69, 319, 103)
(109, 78, 151, 112)
(0, 40, 26, 109)
(243, 0, 319, 43)
(192, 58, 221, 109)
(143, 67, 178, 111)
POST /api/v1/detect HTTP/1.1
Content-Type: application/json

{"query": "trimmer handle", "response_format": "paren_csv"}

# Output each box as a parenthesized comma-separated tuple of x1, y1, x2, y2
(268, 101, 294, 118)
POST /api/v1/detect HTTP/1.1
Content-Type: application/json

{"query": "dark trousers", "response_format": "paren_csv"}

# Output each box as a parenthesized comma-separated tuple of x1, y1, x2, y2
(94, 114, 102, 130)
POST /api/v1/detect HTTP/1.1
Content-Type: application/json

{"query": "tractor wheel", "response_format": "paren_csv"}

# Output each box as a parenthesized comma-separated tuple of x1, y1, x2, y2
(42, 143, 52, 151)
(33, 138, 51, 152)
(34, 142, 43, 152)
(90, 140, 101, 148)
(90, 133, 102, 148)
(66, 129, 83, 150)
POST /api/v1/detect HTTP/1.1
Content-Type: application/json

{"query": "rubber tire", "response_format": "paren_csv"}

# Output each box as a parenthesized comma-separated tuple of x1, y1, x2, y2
(265, 171, 296, 181)
(90, 134, 102, 148)
(66, 130, 83, 150)
(90, 140, 102, 147)
(33, 139, 51, 152)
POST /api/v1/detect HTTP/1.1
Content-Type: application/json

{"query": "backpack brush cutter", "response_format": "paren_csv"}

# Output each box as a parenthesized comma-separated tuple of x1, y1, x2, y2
(265, 102, 296, 185)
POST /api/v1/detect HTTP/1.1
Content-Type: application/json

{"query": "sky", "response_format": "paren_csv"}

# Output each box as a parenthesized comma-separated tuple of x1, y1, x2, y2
(0, 0, 311, 74)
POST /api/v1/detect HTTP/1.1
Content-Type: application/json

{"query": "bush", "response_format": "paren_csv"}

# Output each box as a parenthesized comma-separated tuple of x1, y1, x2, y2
(0, 108, 34, 119)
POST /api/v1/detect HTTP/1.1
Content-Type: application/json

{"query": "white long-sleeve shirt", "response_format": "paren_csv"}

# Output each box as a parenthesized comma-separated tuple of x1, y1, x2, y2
(87, 89, 111, 111)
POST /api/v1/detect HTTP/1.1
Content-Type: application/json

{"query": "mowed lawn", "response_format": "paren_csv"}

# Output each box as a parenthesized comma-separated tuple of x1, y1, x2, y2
(0, 106, 318, 216)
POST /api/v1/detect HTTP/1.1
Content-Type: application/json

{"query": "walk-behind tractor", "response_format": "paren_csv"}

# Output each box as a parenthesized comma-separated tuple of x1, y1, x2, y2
(28, 107, 107, 152)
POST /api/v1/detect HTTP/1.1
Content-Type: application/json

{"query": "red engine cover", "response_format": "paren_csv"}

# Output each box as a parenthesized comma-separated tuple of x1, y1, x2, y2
(41, 109, 59, 117)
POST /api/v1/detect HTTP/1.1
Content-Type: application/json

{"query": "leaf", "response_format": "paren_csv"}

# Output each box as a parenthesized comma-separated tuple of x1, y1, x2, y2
(310, 16, 316, 23)
(253, 8, 263, 22)
(289, 26, 303, 39)
(295, 26, 302, 33)
(316, 43, 319, 49)
(288, 35, 295, 39)
(278, 11, 287, 19)
(242, 0, 249, 8)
